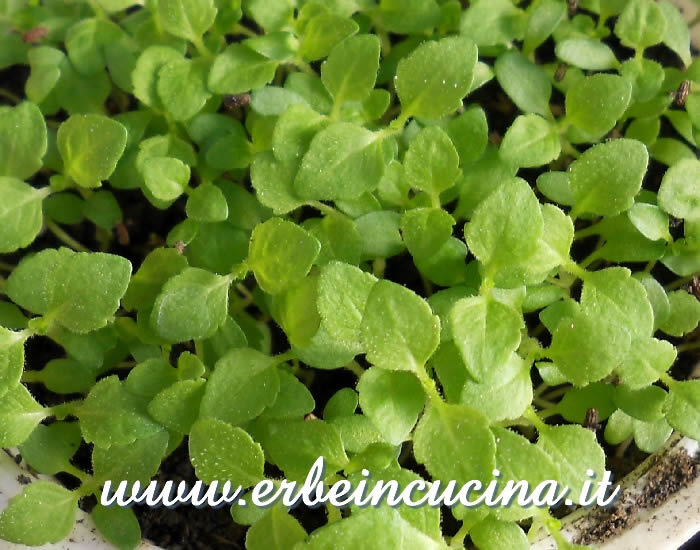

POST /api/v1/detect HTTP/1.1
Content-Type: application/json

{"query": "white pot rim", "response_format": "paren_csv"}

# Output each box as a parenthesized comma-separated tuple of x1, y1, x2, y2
(0, 449, 159, 550)
(531, 435, 700, 550)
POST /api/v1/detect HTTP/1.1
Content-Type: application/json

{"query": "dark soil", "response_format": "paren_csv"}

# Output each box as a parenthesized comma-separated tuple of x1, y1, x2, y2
(576, 442, 700, 546)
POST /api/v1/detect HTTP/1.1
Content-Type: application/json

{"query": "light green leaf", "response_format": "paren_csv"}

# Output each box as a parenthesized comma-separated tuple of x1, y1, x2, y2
(0, 102, 47, 179)
(616, 337, 676, 389)
(499, 114, 560, 167)
(190, 418, 264, 486)
(123, 248, 189, 311)
(494, 52, 552, 116)
(92, 505, 141, 550)
(200, 347, 279, 425)
(186, 183, 228, 222)
(317, 261, 377, 347)
(446, 106, 488, 165)
(251, 152, 304, 215)
(658, 290, 700, 337)
(0, 482, 77, 546)
(614, 0, 666, 51)
(414, 403, 495, 484)
(465, 178, 544, 273)
(249, 218, 321, 295)
(157, 58, 211, 121)
(0, 384, 45, 447)
(403, 126, 460, 197)
(151, 267, 230, 342)
(132, 46, 184, 110)
(523, 0, 567, 55)
(208, 44, 278, 94)
(360, 280, 440, 372)
(147, 378, 206, 433)
(358, 367, 425, 445)
(246, 506, 307, 550)
(300, 13, 358, 62)
(395, 36, 478, 119)
(322, 34, 380, 107)
(77, 376, 162, 448)
(0, 177, 47, 254)
(659, 1, 691, 66)
(92, 431, 169, 485)
(294, 122, 385, 200)
(569, 139, 648, 217)
(658, 159, 700, 221)
(158, 0, 217, 43)
(57, 114, 127, 188)
(400, 208, 454, 262)
(565, 74, 632, 137)
(664, 380, 700, 441)
(537, 424, 605, 498)
(142, 156, 190, 202)
(555, 38, 619, 70)
(628, 203, 671, 242)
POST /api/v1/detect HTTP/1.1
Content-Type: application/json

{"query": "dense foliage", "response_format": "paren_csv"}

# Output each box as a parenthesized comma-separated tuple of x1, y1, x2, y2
(0, 0, 699, 548)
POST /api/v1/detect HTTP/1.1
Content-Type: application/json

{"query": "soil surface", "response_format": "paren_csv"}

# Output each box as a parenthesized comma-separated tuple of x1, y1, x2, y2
(576, 443, 700, 546)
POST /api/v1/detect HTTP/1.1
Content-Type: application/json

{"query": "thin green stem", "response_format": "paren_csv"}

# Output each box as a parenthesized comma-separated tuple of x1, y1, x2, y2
(676, 340, 700, 353)
(233, 23, 258, 37)
(344, 360, 365, 378)
(523, 406, 549, 432)
(449, 522, 470, 548)
(46, 220, 90, 252)
(0, 262, 15, 271)
(665, 275, 694, 291)
(0, 88, 21, 104)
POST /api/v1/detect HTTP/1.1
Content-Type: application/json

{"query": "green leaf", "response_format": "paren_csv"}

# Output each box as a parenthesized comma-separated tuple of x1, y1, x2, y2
(0, 384, 45, 447)
(659, 1, 691, 66)
(77, 376, 162, 447)
(537, 424, 605, 497)
(83, 190, 122, 230)
(271, 104, 327, 164)
(322, 34, 380, 107)
(250, 152, 304, 215)
(658, 159, 700, 221)
(491, 427, 561, 521)
(308, 215, 363, 266)
(261, 370, 315, 420)
(403, 126, 460, 198)
(65, 17, 122, 76)
(0, 482, 77, 546)
(414, 403, 495, 484)
(450, 296, 522, 383)
(465, 178, 544, 273)
(0, 177, 47, 254)
(294, 122, 385, 200)
(471, 517, 527, 549)
(658, 290, 700, 337)
(628, 203, 671, 242)
(200, 347, 279, 425)
(355, 211, 405, 259)
(565, 74, 632, 137)
(157, 58, 211, 121)
(569, 139, 648, 217)
(664, 380, 700, 441)
(0, 102, 47, 179)
(377, 0, 441, 34)
(499, 114, 560, 167)
(615, 337, 676, 389)
(249, 217, 321, 295)
(536, 171, 574, 206)
(158, 0, 217, 43)
(300, 13, 358, 62)
(459, 0, 526, 48)
(0, 335, 24, 399)
(614, 385, 667, 422)
(123, 248, 189, 311)
(395, 36, 478, 119)
(18, 423, 81, 476)
(257, 418, 348, 480)
(460, 353, 532, 422)
(246, 506, 307, 550)
(142, 156, 191, 202)
(298, 507, 445, 550)
(189, 418, 264, 487)
(555, 38, 619, 70)
(548, 308, 631, 386)
(92, 431, 169, 485)
(92, 505, 141, 550)
(147, 378, 206, 433)
(523, 0, 567, 55)
(324, 388, 358, 420)
(208, 44, 278, 94)
(446, 106, 488, 165)
(580, 267, 654, 339)
(317, 261, 377, 347)
(401, 208, 454, 262)
(186, 183, 229, 222)
(494, 52, 552, 116)
(132, 46, 184, 111)
(360, 280, 440, 372)
(57, 114, 128, 188)
(614, 0, 666, 51)
(243, 0, 294, 31)
(357, 367, 424, 445)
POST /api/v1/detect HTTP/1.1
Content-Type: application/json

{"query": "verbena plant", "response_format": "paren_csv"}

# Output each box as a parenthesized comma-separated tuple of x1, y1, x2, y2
(0, 0, 699, 548)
